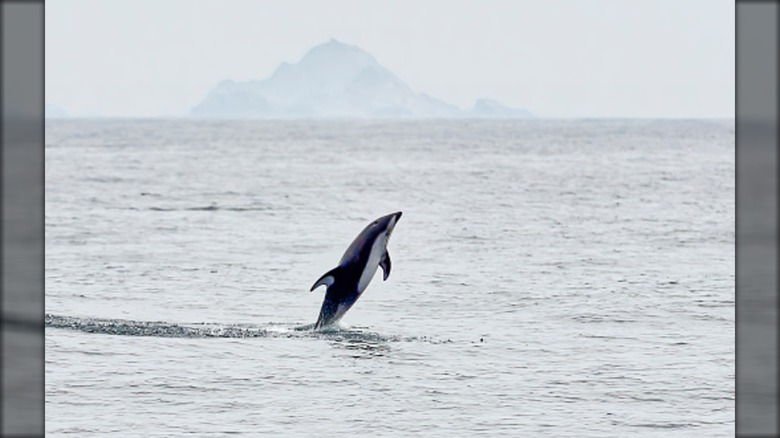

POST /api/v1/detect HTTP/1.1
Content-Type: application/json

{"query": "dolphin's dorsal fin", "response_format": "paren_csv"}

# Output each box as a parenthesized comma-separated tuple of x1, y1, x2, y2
(310, 266, 340, 292)
(380, 250, 391, 281)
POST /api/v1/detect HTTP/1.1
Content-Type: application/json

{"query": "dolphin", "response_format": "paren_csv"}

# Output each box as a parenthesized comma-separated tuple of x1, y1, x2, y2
(310, 211, 402, 329)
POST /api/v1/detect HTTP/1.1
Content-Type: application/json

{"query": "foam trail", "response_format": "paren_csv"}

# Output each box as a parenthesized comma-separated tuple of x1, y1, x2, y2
(45, 314, 279, 338)
(44, 314, 433, 343)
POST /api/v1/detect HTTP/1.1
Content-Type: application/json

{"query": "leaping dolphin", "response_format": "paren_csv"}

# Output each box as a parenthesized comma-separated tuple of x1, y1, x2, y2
(310, 211, 402, 329)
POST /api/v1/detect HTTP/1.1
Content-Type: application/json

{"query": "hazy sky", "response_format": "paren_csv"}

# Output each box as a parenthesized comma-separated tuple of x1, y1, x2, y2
(46, 0, 734, 118)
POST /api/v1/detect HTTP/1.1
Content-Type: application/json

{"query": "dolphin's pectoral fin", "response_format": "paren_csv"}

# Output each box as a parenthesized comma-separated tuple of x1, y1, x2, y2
(380, 250, 391, 281)
(310, 267, 340, 292)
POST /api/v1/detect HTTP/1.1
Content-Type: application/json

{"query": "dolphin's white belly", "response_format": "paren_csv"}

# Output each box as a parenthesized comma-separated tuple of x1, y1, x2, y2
(357, 234, 387, 294)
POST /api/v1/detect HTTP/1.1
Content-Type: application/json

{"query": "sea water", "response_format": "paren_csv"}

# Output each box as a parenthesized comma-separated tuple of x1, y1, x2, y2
(45, 119, 734, 437)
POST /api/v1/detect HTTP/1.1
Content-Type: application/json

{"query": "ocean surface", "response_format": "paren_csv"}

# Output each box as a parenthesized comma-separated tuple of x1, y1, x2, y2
(45, 119, 734, 437)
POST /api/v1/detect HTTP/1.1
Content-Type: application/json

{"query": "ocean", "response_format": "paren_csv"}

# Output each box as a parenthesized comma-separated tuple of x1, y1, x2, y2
(45, 119, 734, 437)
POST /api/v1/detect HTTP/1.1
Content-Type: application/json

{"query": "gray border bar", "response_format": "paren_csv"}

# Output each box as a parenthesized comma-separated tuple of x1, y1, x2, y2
(1, 0, 45, 436)
(736, 1, 779, 437)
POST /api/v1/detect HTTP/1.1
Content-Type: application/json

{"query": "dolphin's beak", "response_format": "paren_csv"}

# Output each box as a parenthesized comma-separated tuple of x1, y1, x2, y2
(386, 211, 402, 237)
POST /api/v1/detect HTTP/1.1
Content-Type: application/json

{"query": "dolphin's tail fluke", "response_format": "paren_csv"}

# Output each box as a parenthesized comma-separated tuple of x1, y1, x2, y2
(314, 295, 344, 329)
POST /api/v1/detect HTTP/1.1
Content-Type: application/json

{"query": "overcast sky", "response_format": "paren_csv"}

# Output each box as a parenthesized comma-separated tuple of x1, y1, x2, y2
(46, 0, 734, 118)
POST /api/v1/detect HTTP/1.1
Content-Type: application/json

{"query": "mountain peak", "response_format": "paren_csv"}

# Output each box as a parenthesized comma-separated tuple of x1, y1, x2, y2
(300, 38, 377, 67)
(321, 37, 358, 50)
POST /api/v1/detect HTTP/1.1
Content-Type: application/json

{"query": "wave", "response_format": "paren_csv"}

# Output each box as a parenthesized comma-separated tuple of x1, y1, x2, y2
(44, 314, 439, 344)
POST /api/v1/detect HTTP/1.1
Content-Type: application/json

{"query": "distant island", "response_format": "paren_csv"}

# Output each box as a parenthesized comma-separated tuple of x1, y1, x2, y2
(192, 39, 533, 119)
